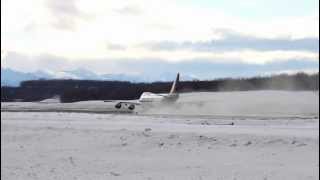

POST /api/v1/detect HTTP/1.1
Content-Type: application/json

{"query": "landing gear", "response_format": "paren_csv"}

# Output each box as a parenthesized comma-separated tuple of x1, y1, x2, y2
(128, 104, 135, 110)
(115, 103, 121, 109)
(114, 103, 135, 111)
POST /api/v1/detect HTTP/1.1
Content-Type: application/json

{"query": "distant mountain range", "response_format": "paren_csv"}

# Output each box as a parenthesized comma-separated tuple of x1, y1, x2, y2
(1, 68, 197, 87)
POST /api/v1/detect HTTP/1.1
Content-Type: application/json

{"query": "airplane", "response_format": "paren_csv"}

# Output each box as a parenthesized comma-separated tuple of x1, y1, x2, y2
(104, 73, 180, 111)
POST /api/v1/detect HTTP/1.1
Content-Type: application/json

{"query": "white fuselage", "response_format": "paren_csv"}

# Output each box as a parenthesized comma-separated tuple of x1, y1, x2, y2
(139, 92, 179, 103)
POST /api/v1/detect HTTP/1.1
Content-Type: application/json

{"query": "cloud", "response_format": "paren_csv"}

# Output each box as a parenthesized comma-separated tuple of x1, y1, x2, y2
(35, 54, 73, 71)
(46, 0, 93, 31)
(263, 69, 319, 76)
(23, 22, 37, 33)
(143, 29, 319, 52)
(114, 4, 143, 16)
(1, 49, 7, 60)
(3, 51, 318, 80)
(1, 51, 73, 72)
(2, 0, 318, 66)
(109, 58, 319, 79)
(106, 43, 127, 51)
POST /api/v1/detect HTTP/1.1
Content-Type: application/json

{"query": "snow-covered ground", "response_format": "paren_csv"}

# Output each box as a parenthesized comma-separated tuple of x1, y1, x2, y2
(1, 91, 319, 179)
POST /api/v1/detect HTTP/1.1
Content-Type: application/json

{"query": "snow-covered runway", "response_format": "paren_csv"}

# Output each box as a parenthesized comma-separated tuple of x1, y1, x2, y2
(2, 112, 319, 180)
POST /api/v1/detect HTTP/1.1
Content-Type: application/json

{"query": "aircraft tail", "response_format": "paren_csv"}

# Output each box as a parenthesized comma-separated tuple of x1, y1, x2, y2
(169, 73, 179, 94)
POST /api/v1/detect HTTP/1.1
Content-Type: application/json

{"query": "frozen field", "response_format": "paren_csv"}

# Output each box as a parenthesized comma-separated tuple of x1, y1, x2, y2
(1, 91, 319, 179)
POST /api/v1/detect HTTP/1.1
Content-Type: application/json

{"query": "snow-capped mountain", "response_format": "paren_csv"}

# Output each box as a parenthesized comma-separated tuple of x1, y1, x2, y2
(1, 68, 44, 87)
(1, 68, 197, 87)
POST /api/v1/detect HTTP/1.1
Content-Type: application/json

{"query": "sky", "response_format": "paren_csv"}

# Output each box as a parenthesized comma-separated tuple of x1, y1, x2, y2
(1, 0, 319, 79)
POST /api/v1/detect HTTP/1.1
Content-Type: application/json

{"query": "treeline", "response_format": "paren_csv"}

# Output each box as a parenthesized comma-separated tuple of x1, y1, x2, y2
(1, 73, 318, 103)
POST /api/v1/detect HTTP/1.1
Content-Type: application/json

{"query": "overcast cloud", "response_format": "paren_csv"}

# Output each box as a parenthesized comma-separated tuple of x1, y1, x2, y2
(1, 0, 318, 78)
(143, 29, 319, 52)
